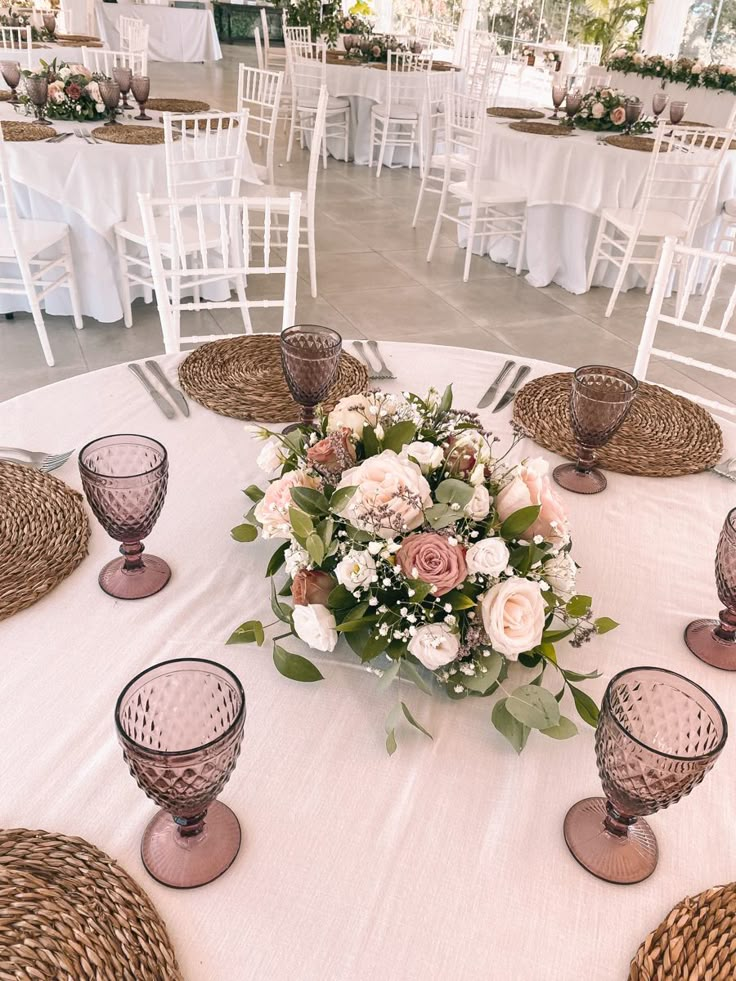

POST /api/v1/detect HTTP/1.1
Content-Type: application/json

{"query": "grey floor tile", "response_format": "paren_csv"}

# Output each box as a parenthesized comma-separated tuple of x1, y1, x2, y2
(381, 246, 512, 287)
(327, 284, 479, 335)
(313, 251, 415, 293)
(434, 276, 574, 327)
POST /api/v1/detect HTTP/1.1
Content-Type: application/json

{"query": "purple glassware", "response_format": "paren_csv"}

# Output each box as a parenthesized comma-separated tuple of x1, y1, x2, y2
(24, 76, 49, 125)
(281, 324, 342, 430)
(1, 61, 21, 103)
(112, 65, 133, 110)
(130, 74, 151, 120)
(98, 78, 121, 125)
(564, 667, 727, 884)
(78, 434, 171, 599)
(115, 658, 246, 888)
(685, 507, 736, 669)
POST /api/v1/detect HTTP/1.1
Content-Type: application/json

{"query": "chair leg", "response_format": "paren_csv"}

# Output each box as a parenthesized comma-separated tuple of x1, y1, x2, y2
(463, 200, 480, 283)
(307, 212, 317, 298)
(515, 214, 526, 276)
(115, 233, 134, 328)
(26, 281, 55, 367)
(62, 234, 83, 330)
(343, 110, 349, 162)
(286, 101, 296, 163)
(605, 236, 636, 318)
(427, 169, 450, 264)
(376, 120, 389, 179)
(369, 113, 376, 169)
(587, 216, 606, 292)
(234, 274, 252, 334)
(412, 166, 430, 228)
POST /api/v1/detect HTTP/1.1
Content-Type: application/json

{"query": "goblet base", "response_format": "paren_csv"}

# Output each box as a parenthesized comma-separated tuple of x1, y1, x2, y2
(141, 800, 242, 889)
(135, 111, 152, 121)
(553, 463, 607, 494)
(98, 553, 171, 599)
(685, 619, 736, 670)
(564, 797, 658, 884)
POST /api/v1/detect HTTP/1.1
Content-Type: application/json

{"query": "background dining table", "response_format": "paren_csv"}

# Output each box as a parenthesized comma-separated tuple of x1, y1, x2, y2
(1, 340, 735, 979)
(96, 0, 222, 63)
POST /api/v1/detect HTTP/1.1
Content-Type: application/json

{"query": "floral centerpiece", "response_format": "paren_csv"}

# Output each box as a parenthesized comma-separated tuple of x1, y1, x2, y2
(336, 2, 373, 37)
(20, 60, 108, 121)
(229, 388, 616, 754)
(562, 86, 653, 132)
(345, 33, 410, 62)
(0, 7, 56, 41)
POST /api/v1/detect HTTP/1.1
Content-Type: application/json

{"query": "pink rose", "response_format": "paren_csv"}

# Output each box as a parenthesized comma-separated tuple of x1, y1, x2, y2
(495, 459, 569, 547)
(66, 82, 82, 100)
(610, 106, 626, 126)
(336, 449, 431, 539)
(480, 579, 545, 660)
(291, 570, 335, 606)
(396, 532, 467, 596)
(253, 470, 321, 539)
(306, 427, 356, 478)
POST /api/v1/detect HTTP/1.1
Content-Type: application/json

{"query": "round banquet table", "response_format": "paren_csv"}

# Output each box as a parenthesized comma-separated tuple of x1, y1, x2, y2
(2, 341, 736, 980)
(0, 102, 259, 322)
(0, 42, 90, 68)
(474, 116, 736, 294)
(608, 72, 736, 128)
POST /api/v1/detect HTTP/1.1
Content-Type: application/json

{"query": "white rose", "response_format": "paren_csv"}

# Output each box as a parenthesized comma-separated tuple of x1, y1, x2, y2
(543, 551, 577, 601)
(403, 440, 443, 474)
(253, 470, 321, 539)
(85, 80, 101, 103)
(335, 548, 376, 593)
(256, 439, 286, 473)
(466, 537, 510, 577)
(480, 579, 545, 660)
(326, 393, 378, 438)
(292, 604, 338, 652)
(59, 66, 71, 80)
(408, 623, 459, 670)
(336, 449, 432, 539)
(591, 102, 605, 119)
(285, 541, 309, 577)
(464, 484, 490, 521)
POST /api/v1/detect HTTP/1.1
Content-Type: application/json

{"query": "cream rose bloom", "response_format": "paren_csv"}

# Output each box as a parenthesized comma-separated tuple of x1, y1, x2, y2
(408, 623, 459, 670)
(256, 439, 286, 473)
(336, 449, 431, 538)
(466, 537, 510, 577)
(591, 102, 605, 119)
(326, 393, 378, 438)
(335, 548, 376, 593)
(253, 470, 321, 539)
(480, 579, 545, 660)
(464, 484, 491, 522)
(403, 440, 443, 474)
(495, 458, 570, 547)
(544, 551, 577, 601)
(292, 604, 338, 652)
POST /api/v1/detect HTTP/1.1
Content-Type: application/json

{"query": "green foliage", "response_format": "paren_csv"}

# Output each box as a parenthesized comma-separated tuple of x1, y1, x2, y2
(226, 620, 265, 646)
(285, 0, 340, 46)
(273, 643, 323, 682)
(578, 0, 650, 62)
(231, 523, 258, 542)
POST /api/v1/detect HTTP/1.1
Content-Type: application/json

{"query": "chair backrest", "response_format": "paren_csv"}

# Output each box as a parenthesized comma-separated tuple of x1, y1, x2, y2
(253, 24, 264, 69)
(162, 110, 249, 199)
(119, 15, 149, 58)
(486, 53, 510, 107)
(237, 63, 283, 184)
(584, 65, 611, 90)
(288, 39, 325, 107)
(413, 16, 434, 48)
(81, 46, 146, 76)
(577, 42, 602, 68)
(635, 236, 736, 417)
(386, 49, 430, 109)
(283, 24, 310, 44)
(443, 89, 484, 183)
(305, 86, 327, 213)
(465, 36, 496, 101)
(0, 25, 31, 68)
(138, 190, 301, 345)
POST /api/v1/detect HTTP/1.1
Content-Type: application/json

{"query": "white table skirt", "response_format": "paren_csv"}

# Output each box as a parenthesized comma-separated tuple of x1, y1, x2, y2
(96, 0, 222, 62)
(0, 103, 259, 321)
(1, 341, 736, 980)
(0, 42, 88, 69)
(609, 72, 736, 126)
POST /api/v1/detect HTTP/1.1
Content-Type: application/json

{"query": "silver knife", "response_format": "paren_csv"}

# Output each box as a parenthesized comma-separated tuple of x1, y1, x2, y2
(128, 363, 176, 419)
(145, 361, 190, 417)
(478, 360, 515, 408)
(493, 365, 531, 413)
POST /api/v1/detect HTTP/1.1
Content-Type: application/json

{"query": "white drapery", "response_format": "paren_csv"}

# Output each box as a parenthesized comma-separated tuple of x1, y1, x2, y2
(640, 0, 691, 57)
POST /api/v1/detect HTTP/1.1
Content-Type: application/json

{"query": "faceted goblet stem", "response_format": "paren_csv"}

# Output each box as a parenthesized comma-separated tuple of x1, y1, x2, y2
(174, 810, 207, 839)
(575, 445, 595, 474)
(716, 607, 736, 643)
(603, 801, 636, 837)
(120, 540, 145, 572)
(300, 404, 316, 428)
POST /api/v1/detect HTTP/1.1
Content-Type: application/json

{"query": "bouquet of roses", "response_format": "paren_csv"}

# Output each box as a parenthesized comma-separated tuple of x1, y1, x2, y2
(229, 388, 616, 754)
(336, 9, 373, 36)
(345, 33, 410, 62)
(0, 8, 54, 41)
(562, 86, 653, 133)
(21, 60, 108, 121)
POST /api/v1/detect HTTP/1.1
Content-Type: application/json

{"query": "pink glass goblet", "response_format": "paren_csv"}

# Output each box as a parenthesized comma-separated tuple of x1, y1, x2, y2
(652, 91, 668, 118)
(112, 65, 133, 110)
(1, 61, 21, 103)
(564, 89, 582, 121)
(685, 507, 736, 669)
(281, 324, 342, 430)
(564, 667, 727, 884)
(551, 81, 567, 119)
(553, 365, 638, 495)
(344, 35, 354, 53)
(669, 100, 687, 125)
(115, 658, 246, 889)
(42, 12, 56, 36)
(131, 74, 151, 120)
(98, 78, 121, 125)
(24, 76, 49, 125)
(78, 434, 171, 599)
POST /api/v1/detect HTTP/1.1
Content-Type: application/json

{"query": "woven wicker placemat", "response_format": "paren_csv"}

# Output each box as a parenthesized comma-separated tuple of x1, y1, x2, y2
(509, 120, 573, 137)
(147, 98, 210, 113)
(0, 91, 12, 101)
(179, 335, 369, 422)
(629, 882, 736, 980)
(487, 106, 545, 119)
(0, 120, 56, 141)
(681, 120, 713, 128)
(0, 828, 182, 980)
(0, 462, 89, 621)
(604, 134, 663, 152)
(513, 373, 723, 477)
(91, 125, 165, 145)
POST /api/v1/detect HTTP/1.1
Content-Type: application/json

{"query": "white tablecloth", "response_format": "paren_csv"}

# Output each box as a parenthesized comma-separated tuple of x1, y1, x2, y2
(0, 42, 88, 69)
(609, 72, 736, 127)
(1, 341, 736, 980)
(475, 117, 736, 293)
(96, 1, 222, 62)
(0, 103, 258, 321)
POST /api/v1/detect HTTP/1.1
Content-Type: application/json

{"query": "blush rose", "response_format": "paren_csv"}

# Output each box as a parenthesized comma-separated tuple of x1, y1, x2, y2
(396, 532, 467, 596)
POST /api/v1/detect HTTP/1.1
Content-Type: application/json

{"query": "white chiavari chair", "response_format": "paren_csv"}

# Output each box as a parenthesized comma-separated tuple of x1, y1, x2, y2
(283, 24, 310, 44)
(412, 67, 460, 225)
(254, 23, 264, 68)
(237, 63, 283, 185)
(81, 47, 146, 76)
(427, 89, 527, 282)
(119, 15, 149, 73)
(286, 39, 349, 165)
(465, 36, 497, 100)
(260, 7, 286, 72)
(635, 236, 736, 417)
(413, 16, 434, 51)
(139, 191, 301, 352)
(370, 49, 431, 177)
(588, 122, 735, 318)
(114, 111, 248, 329)
(0, 25, 31, 68)
(577, 43, 602, 70)
(0, 127, 82, 366)
(582, 65, 612, 91)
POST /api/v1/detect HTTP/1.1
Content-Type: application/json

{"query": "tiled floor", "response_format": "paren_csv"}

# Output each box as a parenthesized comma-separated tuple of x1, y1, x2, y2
(1, 45, 735, 409)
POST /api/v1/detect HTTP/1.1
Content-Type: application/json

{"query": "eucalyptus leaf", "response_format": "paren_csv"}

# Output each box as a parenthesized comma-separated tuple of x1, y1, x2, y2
(327, 584, 356, 610)
(266, 542, 288, 578)
(226, 619, 265, 646)
(335, 615, 379, 634)
(401, 659, 435, 696)
(594, 616, 619, 634)
(439, 384, 453, 413)
(231, 523, 258, 543)
(491, 698, 530, 753)
(506, 684, 560, 730)
(290, 486, 330, 516)
(444, 590, 476, 611)
(401, 701, 433, 740)
(500, 505, 542, 540)
(461, 652, 503, 694)
(542, 627, 575, 643)
(406, 580, 433, 603)
(386, 729, 397, 755)
(270, 579, 293, 624)
(385, 702, 403, 756)
(288, 507, 314, 540)
(569, 684, 600, 727)
(330, 485, 357, 512)
(306, 532, 325, 566)
(435, 478, 474, 508)
(273, 643, 323, 682)
(563, 668, 602, 682)
(566, 594, 593, 618)
(318, 517, 334, 550)
(363, 425, 379, 457)
(377, 660, 400, 691)
(541, 716, 578, 740)
(243, 484, 265, 503)
(382, 421, 417, 454)
(424, 503, 459, 531)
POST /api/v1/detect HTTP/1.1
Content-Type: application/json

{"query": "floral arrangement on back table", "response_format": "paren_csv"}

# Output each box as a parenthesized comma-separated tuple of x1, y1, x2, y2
(345, 34, 411, 62)
(20, 60, 108, 121)
(562, 86, 653, 133)
(230, 388, 616, 754)
(606, 48, 736, 95)
(0, 8, 56, 41)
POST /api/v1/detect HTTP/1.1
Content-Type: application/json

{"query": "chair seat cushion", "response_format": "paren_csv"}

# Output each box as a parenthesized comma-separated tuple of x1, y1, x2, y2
(448, 179, 527, 204)
(298, 94, 350, 111)
(601, 208, 688, 238)
(371, 101, 418, 120)
(114, 214, 222, 250)
(0, 218, 69, 258)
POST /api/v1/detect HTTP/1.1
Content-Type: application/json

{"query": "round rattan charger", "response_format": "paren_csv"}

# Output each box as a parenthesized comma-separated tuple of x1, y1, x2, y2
(487, 107, 545, 120)
(1, 120, 56, 141)
(0, 828, 181, 980)
(513, 373, 722, 477)
(179, 335, 369, 422)
(0, 462, 89, 621)
(629, 881, 736, 980)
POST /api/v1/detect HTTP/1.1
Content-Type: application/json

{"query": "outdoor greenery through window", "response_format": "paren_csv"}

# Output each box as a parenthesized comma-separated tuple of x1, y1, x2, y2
(682, 1, 736, 63)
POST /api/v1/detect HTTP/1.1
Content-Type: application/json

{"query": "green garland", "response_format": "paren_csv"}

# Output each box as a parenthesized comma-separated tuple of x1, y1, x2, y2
(606, 49, 736, 95)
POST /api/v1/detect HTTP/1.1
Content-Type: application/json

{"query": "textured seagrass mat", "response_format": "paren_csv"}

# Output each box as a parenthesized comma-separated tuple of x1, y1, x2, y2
(513, 373, 723, 477)
(178, 335, 369, 422)
(0, 120, 55, 141)
(629, 882, 736, 980)
(91, 125, 166, 145)
(0, 462, 89, 621)
(0, 91, 12, 101)
(0, 828, 182, 980)
(487, 106, 545, 119)
(604, 134, 665, 152)
(509, 120, 573, 137)
(147, 98, 210, 113)
(55, 33, 102, 45)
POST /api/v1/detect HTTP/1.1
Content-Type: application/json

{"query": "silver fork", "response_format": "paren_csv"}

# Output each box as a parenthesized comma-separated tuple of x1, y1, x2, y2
(0, 446, 74, 473)
(352, 340, 384, 380)
(713, 457, 736, 481)
(367, 340, 396, 380)
(74, 126, 94, 144)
